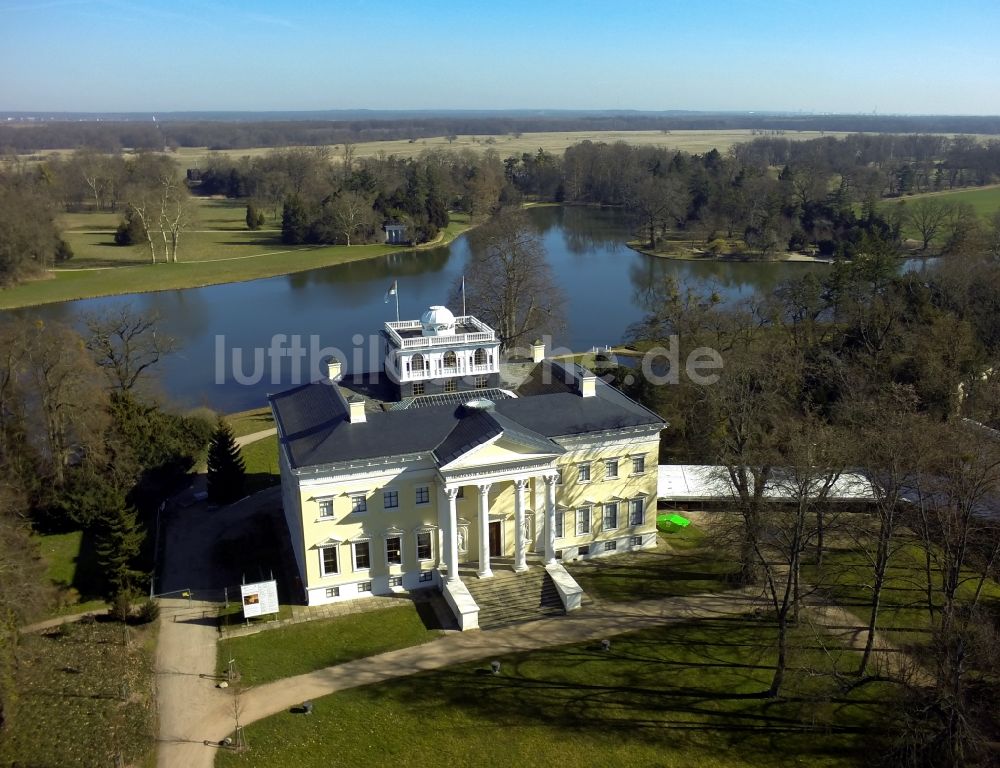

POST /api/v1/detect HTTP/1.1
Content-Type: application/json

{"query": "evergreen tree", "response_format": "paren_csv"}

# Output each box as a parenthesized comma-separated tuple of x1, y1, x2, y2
(94, 494, 143, 599)
(246, 203, 260, 230)
(281, 196, 309, 244)
(206, 419, 246, 504)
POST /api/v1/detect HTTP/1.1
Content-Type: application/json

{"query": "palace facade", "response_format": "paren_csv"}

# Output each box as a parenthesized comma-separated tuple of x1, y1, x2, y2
(269, 306, 664, 628)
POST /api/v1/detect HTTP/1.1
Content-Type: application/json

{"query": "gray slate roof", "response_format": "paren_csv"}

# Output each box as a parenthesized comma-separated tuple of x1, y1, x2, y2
(269, 361, 663, 471)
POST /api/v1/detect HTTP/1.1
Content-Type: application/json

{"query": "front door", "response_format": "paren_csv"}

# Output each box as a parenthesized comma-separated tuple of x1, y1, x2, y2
(489, 521, 502, 558)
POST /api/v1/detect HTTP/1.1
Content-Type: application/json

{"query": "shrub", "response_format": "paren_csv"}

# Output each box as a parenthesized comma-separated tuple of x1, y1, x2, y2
(135, 599, 160, 624)
(111, 590, 134, 622)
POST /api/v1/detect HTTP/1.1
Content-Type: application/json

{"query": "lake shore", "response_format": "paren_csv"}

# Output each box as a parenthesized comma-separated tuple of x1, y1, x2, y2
(0, 214, 477, 311)
(625, 240, 836, 264)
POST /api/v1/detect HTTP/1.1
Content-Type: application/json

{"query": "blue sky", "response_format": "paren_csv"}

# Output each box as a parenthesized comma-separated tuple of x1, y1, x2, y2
(1, 0, 998, 114)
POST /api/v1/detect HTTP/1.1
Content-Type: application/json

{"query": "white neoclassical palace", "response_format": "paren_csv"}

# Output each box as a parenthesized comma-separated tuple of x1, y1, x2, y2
(269, 305, 664, 629)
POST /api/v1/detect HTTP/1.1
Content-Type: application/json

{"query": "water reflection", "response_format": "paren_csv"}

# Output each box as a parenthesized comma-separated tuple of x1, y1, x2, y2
(9, 206, 913, 412)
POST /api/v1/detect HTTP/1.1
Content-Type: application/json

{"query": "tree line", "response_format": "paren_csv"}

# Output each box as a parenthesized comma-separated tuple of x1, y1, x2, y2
(606, 239, 1000, 766)
(3, 113, 1000, 152)
(0, 306, 216, 728)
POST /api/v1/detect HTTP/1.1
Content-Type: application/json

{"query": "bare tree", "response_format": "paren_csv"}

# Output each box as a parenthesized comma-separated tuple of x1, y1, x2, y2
(84, 304, 176, 394)
(905, 197, 953, 251)
(452, 210, 565, 351)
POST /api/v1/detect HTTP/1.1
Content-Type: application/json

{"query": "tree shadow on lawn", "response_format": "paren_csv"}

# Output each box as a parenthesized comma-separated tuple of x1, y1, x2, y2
(569, 549, 740, 601)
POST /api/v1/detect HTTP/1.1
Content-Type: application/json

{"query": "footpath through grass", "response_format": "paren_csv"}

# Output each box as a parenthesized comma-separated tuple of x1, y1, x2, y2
(218, 617, 898, 768)
(567, 526, 739, 601)
(218, 603, 442, 686)
(1, 618, 157, 768)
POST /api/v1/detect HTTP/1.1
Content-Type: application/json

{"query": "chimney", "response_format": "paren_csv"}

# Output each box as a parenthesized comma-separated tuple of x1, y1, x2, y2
(348, 396, 366, 423)
(324, 358, 342, 382)
(580, 371, 597, 398)
(531, 339, 546, 363)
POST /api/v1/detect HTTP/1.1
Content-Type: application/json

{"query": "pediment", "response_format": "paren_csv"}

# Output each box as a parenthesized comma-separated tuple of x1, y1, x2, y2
(439, 434, 560, 471)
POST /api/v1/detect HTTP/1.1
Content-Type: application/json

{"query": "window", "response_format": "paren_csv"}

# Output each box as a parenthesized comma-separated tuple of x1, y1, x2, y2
(350, 494, 367, 513)
(416, 531, 433, 561)
(603, 501, 619, 530)
(605, 459, 619, 479)
(318, 499, 333, 518)
(443, 351, 457, 369)
(383, 490, 398, 509)
(325, 587, 339, 598)
(578, 544, 590, 556)
(576, 507, 591, 535)
(474, 348, 487, 365)
(629, 498, 645, 526)
(320, 545, 338, 576)
(389, 576, 403, 587)
(444, 379, 458, 393)
(475, 375, 489, 389)
(415, 486, 430, 505)
(412, 381, 425, 396)
(358, 581, 372, 593)
(632, 455, 645, 475)
(411, 353, 426, 372)
(352, 541, 371, 571)
(605, 541, 617, 552)
(631, 535, 644, 547)
(555, 511, 564, 538)
(386, 536, 402, 565)
(578, 463, 591, 483)
(418, 571, 433, 583)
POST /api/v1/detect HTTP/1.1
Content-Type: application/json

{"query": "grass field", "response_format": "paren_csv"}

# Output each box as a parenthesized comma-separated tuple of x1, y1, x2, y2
(566, 525, 739, 601)
(217, 618, 897, 768)
(37, 529, 108, 616)
(803, 538, 1000, 651)
(226, 406, 275, 437)
(165, 129, 999, 168)
(883, 183, 1000, 220)
(219, 604, 442, 687)
(1, 618, 156, 768)
(0, 205, 473, 309)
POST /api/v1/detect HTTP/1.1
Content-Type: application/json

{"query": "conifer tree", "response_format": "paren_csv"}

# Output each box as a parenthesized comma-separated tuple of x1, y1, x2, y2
(94, 494, 143, 599)
(206, 419, 246, 505)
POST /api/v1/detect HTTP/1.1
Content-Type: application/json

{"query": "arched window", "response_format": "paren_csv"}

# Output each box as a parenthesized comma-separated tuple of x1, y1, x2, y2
(443, 351, 457, 369)
(473, 348, 487, 366)
(411, 353, 426, 372)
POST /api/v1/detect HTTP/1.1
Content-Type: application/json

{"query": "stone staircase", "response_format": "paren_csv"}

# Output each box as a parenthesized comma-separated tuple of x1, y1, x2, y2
(460, 561, 565, 630)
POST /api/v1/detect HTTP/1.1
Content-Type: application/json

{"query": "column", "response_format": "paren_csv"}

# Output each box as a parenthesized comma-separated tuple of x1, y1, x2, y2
(544, 474, 557, 565)
(444, 488, 460, 583)
(477, 482, 493, 578)
(514, 479, 529, 572)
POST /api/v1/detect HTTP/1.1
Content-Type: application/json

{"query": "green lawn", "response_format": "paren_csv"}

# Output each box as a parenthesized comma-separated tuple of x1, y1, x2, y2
(227, 406, 274, 438)
(566, 527, 739, 601)
(218, 618, 898, 768)
(36, 529, 108, 616)
(219, 604, 442, 686)
(803, 539, 1000, 650)
(0, 208, 474, 309)
(1, 618, 156, 768)
(885, 184, 1000, 220)
(241, 434, 280, 493)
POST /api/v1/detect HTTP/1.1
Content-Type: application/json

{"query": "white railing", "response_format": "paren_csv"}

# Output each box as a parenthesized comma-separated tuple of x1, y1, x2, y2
(384, 316, 496, 350)
(399, 362, 498, 382)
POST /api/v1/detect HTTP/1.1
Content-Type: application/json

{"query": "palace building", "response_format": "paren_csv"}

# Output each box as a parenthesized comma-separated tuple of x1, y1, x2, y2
(269, 305, 665, 629)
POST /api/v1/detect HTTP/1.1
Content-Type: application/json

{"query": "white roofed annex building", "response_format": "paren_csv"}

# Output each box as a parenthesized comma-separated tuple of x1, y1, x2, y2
(269, 305, 665, 630)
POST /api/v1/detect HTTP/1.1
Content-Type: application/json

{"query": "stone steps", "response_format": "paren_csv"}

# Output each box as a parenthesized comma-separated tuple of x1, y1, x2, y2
(461, 567, 564, 630)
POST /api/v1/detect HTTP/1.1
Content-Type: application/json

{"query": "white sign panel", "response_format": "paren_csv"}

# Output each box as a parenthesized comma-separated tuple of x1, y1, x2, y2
(240, 580, 279, 618)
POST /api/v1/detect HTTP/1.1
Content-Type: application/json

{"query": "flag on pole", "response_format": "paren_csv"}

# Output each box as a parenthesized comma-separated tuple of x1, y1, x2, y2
(461, 275, 466, 316)
(384, 280, 397, 303)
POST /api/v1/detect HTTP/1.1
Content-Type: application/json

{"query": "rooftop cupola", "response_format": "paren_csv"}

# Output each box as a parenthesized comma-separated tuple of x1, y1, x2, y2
(420, 305, 456, 337)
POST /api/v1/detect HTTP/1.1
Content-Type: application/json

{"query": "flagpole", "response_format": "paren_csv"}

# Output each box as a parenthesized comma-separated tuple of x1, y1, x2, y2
(395, 281, 400, 322)
(461, 275, 466, 317)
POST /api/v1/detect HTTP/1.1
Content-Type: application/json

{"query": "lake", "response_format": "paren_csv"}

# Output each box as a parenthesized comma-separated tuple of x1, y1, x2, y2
(16, 206, 928, 413)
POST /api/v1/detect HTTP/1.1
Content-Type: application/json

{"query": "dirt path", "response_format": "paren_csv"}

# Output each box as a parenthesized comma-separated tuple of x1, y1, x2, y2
(235, 428, 276, 448)
(157, 589, 759, 767)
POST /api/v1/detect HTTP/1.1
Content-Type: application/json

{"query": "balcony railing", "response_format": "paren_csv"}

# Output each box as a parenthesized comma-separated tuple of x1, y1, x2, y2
(385, 316, 497, 350)
(398, 362, 498, 382)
